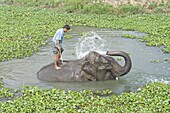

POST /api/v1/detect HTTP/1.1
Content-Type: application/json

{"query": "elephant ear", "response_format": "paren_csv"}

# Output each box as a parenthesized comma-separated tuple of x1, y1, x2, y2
(81, 61, 96, 79)
(96, 55, 112, 70)
(86, 51, 100, 64)
(96, 55, 109, 64)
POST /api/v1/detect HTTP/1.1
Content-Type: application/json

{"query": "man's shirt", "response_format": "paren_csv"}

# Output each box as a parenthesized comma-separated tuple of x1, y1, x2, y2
(52, 28, 64, 48)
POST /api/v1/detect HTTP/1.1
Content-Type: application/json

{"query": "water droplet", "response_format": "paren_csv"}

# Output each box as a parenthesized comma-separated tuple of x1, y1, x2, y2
(75, 32, 106, 58)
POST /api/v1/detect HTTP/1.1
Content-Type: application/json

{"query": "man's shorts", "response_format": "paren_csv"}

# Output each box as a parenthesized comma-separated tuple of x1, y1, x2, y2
(52, 44, 64, 54)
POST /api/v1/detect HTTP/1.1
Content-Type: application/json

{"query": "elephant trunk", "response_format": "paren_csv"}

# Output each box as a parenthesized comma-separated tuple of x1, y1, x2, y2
(106, 51, 132, 76)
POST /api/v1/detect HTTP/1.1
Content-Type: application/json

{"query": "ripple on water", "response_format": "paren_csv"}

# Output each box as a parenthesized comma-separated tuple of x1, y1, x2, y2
(0, 26, 169, 94)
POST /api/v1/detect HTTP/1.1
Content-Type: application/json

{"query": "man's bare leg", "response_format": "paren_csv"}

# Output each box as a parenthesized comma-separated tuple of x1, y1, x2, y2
(58, 54, 61, 59)
(54, 54, 61, 70)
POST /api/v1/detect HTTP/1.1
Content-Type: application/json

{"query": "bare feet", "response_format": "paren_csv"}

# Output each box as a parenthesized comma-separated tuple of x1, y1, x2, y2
(55, 66, 61, 70)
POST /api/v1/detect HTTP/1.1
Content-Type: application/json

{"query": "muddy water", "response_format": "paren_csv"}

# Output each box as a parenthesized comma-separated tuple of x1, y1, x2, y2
(0, 26, 169, 94)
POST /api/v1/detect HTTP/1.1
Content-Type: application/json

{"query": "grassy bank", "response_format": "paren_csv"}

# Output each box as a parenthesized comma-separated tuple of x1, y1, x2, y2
(1, 0, 170, 15)
(0, 5, 170, 61)
(0, 78, 169, 112)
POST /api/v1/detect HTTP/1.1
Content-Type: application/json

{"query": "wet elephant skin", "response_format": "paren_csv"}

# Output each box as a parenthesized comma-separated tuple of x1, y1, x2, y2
(37, 51, 132, 82)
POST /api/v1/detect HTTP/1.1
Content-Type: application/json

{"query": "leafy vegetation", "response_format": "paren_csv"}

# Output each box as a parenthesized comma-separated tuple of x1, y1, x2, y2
(149, 56, 170, 63)
(0, 5, 169, 61)
(164, 58, 170, 63)
(0, 88, 14, 100)
(0, 80, 169, 112)
(150, 60, 163, 63)
(0, 78, 16, 102)
(1, 0, 170, 15)
(123, 34, 139, 39)
(0, 78, 3, 88)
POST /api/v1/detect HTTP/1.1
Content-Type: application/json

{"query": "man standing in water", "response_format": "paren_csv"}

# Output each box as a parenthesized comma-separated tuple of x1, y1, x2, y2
(52, 25, 70, 70)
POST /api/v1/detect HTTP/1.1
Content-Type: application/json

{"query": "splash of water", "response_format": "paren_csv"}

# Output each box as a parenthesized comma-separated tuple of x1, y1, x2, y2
(75, 32, 106, 59)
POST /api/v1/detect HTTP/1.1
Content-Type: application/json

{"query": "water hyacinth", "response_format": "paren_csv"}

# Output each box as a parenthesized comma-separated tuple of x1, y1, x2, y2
(0, 80, 169, 112)
(0, 5, 170, 62)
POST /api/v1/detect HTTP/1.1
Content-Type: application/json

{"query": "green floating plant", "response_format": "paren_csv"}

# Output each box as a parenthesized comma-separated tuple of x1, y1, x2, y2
(122, 34, 139, 39)
(164, 58, 170, 63)
(0, 81, 169, 112)
(0, 5, 169, 62)
(150, 60, 163, 63)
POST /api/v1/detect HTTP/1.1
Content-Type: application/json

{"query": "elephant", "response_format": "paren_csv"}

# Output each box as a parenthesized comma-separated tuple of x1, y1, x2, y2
(37, 51, 132, 82)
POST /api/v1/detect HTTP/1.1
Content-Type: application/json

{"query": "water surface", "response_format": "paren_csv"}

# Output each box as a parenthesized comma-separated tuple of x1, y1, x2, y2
(0, 26, 169, 94)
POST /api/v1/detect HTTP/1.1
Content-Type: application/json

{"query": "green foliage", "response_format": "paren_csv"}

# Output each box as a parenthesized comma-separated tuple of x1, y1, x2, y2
(119, 5, 144, 15)
(153, 3, 170, 13)
(2, 0, 170, 15)
(78, 32, 85, 36)
(0, 78, 3, 88)
(93, 89, 113, 96)
(164, 58, 170, 63)
(150, 60, 163, 63)
(123, 34, 139, 39)
(0, 5, 170, 61)
(0, 88, 14, 100)
(57, 0, 114, 14)
(117, 57, 122, 61)
(0, 5, 61, 61)
(0, 82, 169, 112)
(2, 0, 61, 7)
(82, 3, 113, 14)
(148, 2, 158, 9)
(0, 78, 15, 101)
(147, 58, 170, 64)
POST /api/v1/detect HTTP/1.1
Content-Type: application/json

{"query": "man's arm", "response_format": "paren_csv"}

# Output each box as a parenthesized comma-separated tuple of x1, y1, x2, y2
(56, 39, 60, 50)
(54, 30, 62, 50)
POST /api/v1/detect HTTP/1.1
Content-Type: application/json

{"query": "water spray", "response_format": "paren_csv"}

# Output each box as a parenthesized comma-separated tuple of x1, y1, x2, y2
(75, 32, 107, 59)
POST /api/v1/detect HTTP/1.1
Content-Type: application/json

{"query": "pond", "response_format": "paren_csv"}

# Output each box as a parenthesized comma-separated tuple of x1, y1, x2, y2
(0, 26, 170, 94)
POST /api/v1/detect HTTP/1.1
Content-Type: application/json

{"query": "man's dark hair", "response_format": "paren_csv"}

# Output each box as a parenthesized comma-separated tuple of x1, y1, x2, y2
(63, 25, 70, 30)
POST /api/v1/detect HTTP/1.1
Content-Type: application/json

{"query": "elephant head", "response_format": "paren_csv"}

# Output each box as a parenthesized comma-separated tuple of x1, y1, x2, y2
(81, 51, 114, 81)
(81, 51, 132, 81)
